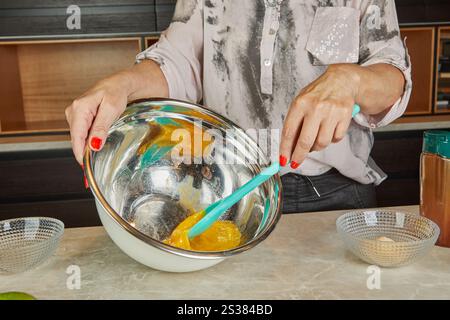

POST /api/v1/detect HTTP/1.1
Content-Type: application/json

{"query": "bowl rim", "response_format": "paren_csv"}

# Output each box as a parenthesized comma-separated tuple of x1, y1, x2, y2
(84, 97, 283, 260)
(335, 209, 440, 246)
(0, 216, 65, 250)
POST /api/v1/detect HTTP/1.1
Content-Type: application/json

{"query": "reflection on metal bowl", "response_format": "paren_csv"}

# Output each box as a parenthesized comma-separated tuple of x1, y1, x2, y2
(84, 98, 282, 272)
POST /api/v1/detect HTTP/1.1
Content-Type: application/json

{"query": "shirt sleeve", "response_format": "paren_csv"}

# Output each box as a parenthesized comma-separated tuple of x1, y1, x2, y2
(353, 0, 412, 129)
(136, 0, 204, 103)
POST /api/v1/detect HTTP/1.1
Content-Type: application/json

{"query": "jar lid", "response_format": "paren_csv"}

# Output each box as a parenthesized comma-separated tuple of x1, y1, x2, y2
(423, 130, 450, 159)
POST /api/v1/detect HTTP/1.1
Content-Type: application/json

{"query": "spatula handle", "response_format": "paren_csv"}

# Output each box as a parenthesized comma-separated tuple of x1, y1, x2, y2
(188, 162, 280, 239)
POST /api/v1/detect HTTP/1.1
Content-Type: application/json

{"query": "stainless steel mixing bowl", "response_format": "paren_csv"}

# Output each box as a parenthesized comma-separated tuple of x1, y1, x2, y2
(84, 98, 282, 272)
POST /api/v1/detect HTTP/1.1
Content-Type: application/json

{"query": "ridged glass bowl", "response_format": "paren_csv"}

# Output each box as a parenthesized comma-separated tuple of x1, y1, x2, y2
(336, 210, 440, 267)
(0, 217, 64, 273)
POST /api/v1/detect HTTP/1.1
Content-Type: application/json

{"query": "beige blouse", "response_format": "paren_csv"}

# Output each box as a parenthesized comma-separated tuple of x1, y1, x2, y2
(137, 0, 412, 185)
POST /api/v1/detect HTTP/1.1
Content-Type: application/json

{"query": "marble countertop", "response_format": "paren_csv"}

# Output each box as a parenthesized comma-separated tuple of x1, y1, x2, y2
(1, 205, 450, 300)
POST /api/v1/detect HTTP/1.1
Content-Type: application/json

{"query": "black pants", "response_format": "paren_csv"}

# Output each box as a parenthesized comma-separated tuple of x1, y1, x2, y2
(281, 169, 377, 213)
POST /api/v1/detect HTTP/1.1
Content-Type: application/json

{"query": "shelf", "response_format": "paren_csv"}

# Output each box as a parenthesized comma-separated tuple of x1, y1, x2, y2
(435, 107, 450, 114)
(394, 114, 450, 123)
(0, 131, 71, 153)
(436, 27, 450, 113)
(438, 87, 450, 93)
(0, 120, 69, 135)
(440, 28, 450, 40)
(0, 38, 141, 135)
(0, 132, 70, 144)
(375, 114, 450, 132)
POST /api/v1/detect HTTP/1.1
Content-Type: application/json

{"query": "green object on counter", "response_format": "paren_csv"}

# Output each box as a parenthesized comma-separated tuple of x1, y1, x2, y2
(423, 130, 450, 159)
(0, 292, 36, 300)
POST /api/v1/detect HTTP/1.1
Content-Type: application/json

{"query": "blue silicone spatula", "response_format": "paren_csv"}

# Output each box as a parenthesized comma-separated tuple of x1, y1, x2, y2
(188, 161, 281, 239)
(352, 104, 360, 118)
(187, 104, 361, 239)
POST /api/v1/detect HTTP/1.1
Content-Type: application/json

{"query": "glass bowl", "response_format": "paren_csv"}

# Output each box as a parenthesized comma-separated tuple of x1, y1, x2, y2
(336, 210, 440, 267)
(0, 217, 64, 273)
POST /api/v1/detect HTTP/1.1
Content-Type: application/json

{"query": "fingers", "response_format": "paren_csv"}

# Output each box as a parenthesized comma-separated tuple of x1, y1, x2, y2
(290, 114, 321, 168)
(66, 95, 99, 165)
(65, 85, 127, 167)
(280, 97, 354, 170)
(87, 97, 124, 152)
(279, 98, 305, 166)
(333, 116, 352, 143)
(311, 118, 338, 152)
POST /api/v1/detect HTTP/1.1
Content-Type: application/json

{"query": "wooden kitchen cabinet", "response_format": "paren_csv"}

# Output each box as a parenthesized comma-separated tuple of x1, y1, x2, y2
(436, 26, 450, 114)
(0, 37, 141, 135)
(400, 27, 435, 115)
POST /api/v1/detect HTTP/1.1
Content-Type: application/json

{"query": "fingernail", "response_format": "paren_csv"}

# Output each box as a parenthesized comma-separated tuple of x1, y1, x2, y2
(290, 161, 300, 169)
(81, 164, 89, 189)
(83, 175, 89, 189)
(279, 155, 287, 167)
(90, 137, 102, 150)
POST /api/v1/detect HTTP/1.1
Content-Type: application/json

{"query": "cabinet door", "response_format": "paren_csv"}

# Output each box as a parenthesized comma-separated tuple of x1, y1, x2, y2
(0, 148, 100, 228)
(400, 27, 435, 115)
(0, 38, 141, 135)
(0, 0, 156, 37)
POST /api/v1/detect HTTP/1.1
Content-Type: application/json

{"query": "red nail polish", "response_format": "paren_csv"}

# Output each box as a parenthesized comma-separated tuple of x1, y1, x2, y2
(91, 137, 102, 150)
(279, 155, 288, 167)
(291, 161, 300, 169)
(83, 175, 89, 189)
(80, 164, 89, 189)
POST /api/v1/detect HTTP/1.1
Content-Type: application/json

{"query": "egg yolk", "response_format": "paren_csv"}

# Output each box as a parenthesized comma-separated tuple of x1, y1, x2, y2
(138, 118, 213, 159)
(163, 211, 242, 251)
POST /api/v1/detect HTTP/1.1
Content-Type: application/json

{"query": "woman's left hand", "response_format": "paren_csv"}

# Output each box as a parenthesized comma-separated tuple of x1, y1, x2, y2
(279, 64, 360, 169)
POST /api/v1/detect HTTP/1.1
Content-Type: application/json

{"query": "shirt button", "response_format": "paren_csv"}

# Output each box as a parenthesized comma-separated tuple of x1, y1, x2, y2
(264, 59, 271, 67)
(370, 123, 377, 129)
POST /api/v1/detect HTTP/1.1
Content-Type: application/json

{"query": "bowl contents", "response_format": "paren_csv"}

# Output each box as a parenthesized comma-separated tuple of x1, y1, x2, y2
(336, 210, 440, 267)
(376, 236, 395, 242)
(163, 211, 242, 251)
(138, 116, 213, 167)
